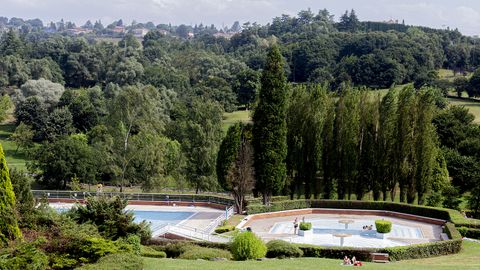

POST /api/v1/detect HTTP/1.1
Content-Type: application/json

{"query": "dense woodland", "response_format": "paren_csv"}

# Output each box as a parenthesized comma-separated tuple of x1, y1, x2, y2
(0, 9, 478, 211)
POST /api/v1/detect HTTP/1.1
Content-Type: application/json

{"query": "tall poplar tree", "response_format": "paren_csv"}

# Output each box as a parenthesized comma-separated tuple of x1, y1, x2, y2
(395, 86, 417, 203)
(0, 143, 21, 245)
(414, 88, 438, 204)
(253, 45, 288, 205)
(377, 88, 398, 201)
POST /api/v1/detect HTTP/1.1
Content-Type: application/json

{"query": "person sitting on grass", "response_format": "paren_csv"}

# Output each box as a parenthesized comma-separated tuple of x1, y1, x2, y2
(343, 256, 352, 265)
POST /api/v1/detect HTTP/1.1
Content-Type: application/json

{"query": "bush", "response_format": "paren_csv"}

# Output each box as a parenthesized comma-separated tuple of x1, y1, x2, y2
(178, 246, 232, 260)
(382, 239, 462, 261)
(140, 246, 166, 258)
(116, 235, 141, 255)
(0, 242, 49, 270)
(215, 225, 236, 234)
(375, 220, 392, 233)
(162, 242, 193, 258)
(266, 240, 303, 258)
(76, 253, 144, 270)
(297, 245, 374, 261)
(68, 196, 151, 242)
(230, 232, 266, 260)
(457, 227, 480, 239)
(299, 222, 312, 231)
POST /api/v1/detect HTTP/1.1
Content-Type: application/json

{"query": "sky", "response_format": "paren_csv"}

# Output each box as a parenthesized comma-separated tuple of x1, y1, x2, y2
(1, 0, 480, 36)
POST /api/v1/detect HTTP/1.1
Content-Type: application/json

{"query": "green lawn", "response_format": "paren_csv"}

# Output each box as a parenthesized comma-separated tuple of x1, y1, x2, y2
(448, 98, 480, 123)
(143, 241, 480, 270)
(0, 123, 28, 170)
(222, 110, 252, 133)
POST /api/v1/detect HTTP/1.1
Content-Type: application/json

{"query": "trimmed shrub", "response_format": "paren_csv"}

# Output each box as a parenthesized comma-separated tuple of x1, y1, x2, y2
(76, 253, 144, 270)
(178, 246, 232, 260)
(382, 239, 462, 261)
(140, 246, 167, 258)
(297, 245, 375, 262)
(266, 240, 303, 258)
(445, 222, 462, 240)
(375, 220, 392, 233)
(457, 227, 480, 239)
(215, 225, 236, 234)
(299, 222, 312, 231)
(230, 231, 266, 260)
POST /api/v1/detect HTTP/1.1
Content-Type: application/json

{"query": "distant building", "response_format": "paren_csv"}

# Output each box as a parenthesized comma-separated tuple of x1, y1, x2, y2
(66, 27, 92, 35)
(133, 28, 149, 38)
(187, 31, 194, 38)
(112, 26, 125, 33)
(158, 29, 169, 36)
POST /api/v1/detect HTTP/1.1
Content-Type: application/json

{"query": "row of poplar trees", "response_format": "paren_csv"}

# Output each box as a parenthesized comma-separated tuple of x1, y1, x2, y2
(218, 44, 446, 207)
(286, 85, 447, 205)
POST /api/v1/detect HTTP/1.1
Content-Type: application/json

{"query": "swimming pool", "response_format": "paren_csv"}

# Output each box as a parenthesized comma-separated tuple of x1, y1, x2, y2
(55, 207, 195, 231)
(133, 210, 195, 230)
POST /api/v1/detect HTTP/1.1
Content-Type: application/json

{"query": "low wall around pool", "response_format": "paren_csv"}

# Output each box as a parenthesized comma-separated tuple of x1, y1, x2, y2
(47, 198, 230, 210)
(238, 208, 447, 229)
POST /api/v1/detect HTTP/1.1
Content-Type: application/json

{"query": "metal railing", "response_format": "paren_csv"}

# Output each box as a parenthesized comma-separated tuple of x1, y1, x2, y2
(33, 190, 235, 207)
(205, 206, 235, 233)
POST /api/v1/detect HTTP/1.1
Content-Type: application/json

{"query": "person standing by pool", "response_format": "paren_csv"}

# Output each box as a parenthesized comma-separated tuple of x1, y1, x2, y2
(293, 218, 299, 234)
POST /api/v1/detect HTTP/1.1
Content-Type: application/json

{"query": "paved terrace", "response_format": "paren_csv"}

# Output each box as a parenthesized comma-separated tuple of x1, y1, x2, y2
(239, 210, 444, 247)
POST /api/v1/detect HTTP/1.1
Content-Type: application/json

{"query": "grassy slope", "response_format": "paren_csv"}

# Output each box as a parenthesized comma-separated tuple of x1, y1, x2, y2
(222, 110, 252, 133)
(0, 123, 27, 170)
(448, 98, 480, 124)
(143, 241, 480, 270)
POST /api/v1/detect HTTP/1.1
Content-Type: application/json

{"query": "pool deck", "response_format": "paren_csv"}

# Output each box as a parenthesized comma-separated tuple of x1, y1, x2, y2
(240, 212, 443, 247)
(50, 203, 225, 232)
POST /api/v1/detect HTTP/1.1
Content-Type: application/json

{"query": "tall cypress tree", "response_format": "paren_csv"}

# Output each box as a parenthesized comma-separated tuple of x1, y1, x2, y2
(0, 143, 21, 245)
(253, 45, 288, 205)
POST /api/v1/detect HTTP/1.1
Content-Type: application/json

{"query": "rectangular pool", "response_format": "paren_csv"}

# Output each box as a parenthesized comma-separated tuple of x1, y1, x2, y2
(133, 210, 195, 229)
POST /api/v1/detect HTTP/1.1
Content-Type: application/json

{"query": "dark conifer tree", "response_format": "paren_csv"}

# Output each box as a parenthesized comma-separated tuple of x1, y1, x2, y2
(253, 45, 288, 205)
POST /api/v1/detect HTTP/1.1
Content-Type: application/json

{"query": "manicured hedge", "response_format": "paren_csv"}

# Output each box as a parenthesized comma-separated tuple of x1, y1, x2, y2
(375, 220, 392, 233)
(140, 246, 167, 258)
(215, 225, 236, 234)
(294, 222, 462, 262)
(247, 199, 480, 229)
(246, 196, 290, 205)
(297, 245, 376, 262)
(457, 227, 480, 239)
(178, 246, 232, 260)
(266, 240, 303, 258)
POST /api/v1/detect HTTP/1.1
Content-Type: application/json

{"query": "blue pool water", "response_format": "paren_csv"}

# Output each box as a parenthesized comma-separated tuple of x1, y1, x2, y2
(133, 211, 195, 229)
(56, 207, 195, 230)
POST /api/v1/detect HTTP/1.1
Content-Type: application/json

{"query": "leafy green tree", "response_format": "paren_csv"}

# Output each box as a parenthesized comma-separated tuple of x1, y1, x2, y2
(30, 134, 97, 189)
(14, 97, 48, 141)
(395, 85, 417, 203)
(107, 85, 168, 191)
(253, 45, 288, 204)
(414, 88, 438, 204)
(468, 68, 480, 98)
(0, 143, 22, 245)
(172, 98, 223, 193)
(11, 122, 34, 153)
(43, 106, 75, 141)
(19, 79, 65, 108)
(10, 169, 35, 228)
(217, 123, 255, 212)
(0, 30, 24, 56)
(333, 90, 361, 200)
(0, 95, 12, 123)
(106, 57, 144, 86)
(377, 88, 398, 201)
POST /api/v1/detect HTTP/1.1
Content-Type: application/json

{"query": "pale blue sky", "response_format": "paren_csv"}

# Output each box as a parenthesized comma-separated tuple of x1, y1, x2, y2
(2, 0, 480, 35)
